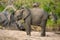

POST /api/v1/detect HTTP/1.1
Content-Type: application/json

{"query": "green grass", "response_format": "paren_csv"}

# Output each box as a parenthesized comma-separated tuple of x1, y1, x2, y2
(0, 6, 4, 12)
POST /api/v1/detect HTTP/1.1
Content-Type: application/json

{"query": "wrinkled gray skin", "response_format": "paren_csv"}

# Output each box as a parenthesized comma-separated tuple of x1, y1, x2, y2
(14, 7, 31, 31)
(15, 6, 49, 36)
(31, 8, 48, 36)
(9, 11, 22, 30)
(4, 11, 20, 30)
(0, 11, 10, 26)
(0, 11, 18, 29)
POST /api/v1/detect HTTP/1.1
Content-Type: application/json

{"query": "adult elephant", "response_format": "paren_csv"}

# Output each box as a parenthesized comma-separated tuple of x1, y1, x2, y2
(0, 10, 18, 29)
(0, 11, 10, 26)
(14, 5, 32, 30)
(15, 3, 49, 37)
(0, 5, 17, 29)
(30, 3, 49, 36)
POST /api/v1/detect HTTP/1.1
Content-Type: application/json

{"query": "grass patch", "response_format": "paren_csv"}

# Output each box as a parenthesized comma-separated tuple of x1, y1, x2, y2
(0, 6, 4, 12)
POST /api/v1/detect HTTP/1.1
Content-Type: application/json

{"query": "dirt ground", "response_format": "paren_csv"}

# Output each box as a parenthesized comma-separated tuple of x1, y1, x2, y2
(0, 29, 60, 40)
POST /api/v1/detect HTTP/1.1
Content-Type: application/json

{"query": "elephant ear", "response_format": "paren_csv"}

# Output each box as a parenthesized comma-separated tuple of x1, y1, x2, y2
(22, 8, 31, 20)
(14, 10, 23, 21)
(14, 10, 20, 18)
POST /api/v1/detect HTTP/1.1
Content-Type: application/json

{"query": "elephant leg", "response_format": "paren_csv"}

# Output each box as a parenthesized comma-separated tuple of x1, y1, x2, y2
(24, 23, 31, 36)
(41, 26, 46, 36)
(24, 15, 31, 36)
(24, 23, 31, 40)
(40, 20, 47, 36)
(2, 20, 8, 26)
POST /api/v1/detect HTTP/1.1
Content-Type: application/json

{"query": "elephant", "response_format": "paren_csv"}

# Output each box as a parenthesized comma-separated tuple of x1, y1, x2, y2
(0, 11, 18, 29)
(14, 10, 26, 30)
(14, 3, 49, 37)
(30, 8, 48, 36)
(0, 11, 10, 26)
(9, 11, 22, 30)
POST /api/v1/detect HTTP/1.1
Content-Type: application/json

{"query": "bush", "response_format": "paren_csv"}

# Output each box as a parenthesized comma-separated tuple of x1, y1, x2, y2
(0, 6, 4, 12)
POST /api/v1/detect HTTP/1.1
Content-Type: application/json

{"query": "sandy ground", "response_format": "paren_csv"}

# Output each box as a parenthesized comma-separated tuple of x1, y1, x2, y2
(0, 29, 60, 40)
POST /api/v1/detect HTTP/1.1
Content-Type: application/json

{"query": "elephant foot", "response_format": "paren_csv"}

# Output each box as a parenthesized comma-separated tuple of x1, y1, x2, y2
(41, 33, 46, 37)
(41, 35, 45, 37)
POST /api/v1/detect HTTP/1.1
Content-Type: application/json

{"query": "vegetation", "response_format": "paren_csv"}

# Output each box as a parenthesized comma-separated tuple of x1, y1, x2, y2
(0, 0, 60, 30)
